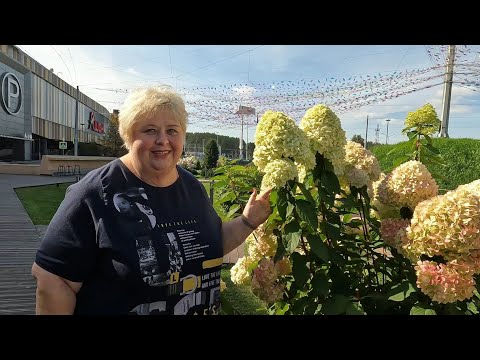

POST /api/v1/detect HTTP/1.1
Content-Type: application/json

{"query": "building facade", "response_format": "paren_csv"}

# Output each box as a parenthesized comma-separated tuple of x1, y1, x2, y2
(0, 45, 109, 161)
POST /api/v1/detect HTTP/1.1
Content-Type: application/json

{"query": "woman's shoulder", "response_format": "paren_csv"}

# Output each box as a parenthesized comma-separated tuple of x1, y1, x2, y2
(68, 159, 123, 199)
(177, 165, 202, 185)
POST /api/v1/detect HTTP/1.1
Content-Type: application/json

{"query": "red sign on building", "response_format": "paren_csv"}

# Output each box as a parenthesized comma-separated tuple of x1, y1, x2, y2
(87, 111, 104, 134)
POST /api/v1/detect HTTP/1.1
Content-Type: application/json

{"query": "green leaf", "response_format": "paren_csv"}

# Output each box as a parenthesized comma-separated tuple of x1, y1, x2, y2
(321, 171, 341, 196)
(311, 272, 330, 297)
(388, 281, 416, 301)
(290, 296, 310, 314)
(306, 234, 330, 262)
(296, 199, 318, 231)
(216, 191, 236, 205)
(406, 130, 418, 140)
(273, 229, 286, 262)
(296, 182, 316, 204)
(467, 301, 479, 315)
(343, 213, 352, 223)
(345, 301, 367, 315)
(282, 221, 302, 254)
(424, 143, 440, 155)
(392, 155, 411, 167)
(410, 304, 437, 315)
(322, 222, 341, 241)
(291, 252, 309, 288)
(269, 190, 278, 205)
(386, 147, 398, 157)
(226, 204, 241, 219)
(274, 302, 290, 315)
(277, 188, 288, 220)
(423, 134, 432, 144)
(321, 295, 349, 315)
(286, 203, 295, 219)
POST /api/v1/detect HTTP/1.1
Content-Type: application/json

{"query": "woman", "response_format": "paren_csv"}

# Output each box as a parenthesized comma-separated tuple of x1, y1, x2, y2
(32, 86, 272, 315)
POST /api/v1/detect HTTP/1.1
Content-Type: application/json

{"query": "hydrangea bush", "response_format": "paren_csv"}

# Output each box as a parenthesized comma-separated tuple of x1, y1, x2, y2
(223, 104, 480, 315)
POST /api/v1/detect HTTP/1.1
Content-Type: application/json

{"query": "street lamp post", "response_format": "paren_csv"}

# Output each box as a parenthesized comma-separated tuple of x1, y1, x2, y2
(385, 119, 391, 145)
(74, 86, 79, 156)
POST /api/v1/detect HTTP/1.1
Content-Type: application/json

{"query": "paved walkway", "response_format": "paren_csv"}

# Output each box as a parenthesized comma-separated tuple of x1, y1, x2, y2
(0, 173, 242, 314)
(0, 174, 76, 314)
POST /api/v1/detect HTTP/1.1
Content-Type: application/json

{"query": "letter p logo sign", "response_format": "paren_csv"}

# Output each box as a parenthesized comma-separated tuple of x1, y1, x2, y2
(1, 72, 22, 115)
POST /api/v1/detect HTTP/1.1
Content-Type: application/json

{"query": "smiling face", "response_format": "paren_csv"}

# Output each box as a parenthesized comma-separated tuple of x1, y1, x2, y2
(128, 108, 185, 184)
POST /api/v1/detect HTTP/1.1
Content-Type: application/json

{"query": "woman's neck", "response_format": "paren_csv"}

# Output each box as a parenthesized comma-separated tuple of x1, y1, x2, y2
(120, 154, 179, 187)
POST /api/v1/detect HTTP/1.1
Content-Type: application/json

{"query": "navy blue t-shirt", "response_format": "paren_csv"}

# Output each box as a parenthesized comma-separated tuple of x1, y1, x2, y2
(35, 159, 223, 315)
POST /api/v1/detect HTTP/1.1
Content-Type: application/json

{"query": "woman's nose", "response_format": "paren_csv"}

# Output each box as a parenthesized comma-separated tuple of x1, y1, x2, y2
(155, 131, 169, 144)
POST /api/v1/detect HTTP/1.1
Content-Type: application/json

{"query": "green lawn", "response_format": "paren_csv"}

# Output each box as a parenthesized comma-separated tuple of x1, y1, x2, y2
(15, 183, 73, 225)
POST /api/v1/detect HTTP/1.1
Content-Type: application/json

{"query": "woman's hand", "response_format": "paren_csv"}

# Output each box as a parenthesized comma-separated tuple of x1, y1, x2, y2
(242, 188, 273, 229)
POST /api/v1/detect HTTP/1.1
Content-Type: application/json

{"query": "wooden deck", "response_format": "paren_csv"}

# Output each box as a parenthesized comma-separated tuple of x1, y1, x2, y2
(0, 179, 39, 314)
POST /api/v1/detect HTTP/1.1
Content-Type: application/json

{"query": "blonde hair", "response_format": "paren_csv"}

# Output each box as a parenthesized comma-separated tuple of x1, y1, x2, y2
(118, 86, 188, 150)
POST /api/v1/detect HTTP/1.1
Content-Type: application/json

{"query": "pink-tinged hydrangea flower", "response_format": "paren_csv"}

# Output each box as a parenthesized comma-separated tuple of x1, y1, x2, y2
(415, 260, 476, 303)
(245, 223, 277, 261)
(275, 257, 292, 276)
(344, 141, 381, 182)
(405, 179, 480, 260)
(253, 111, 315, 173)
(251, 258, 285, 304)
(230, 256, 255, 286)
(380, 218, 410, 256)
(344, 167, 370, 189)
(377, 160, 438, 209)
(369, 173, 401, 220)
(461, 249, 480, 275)
(299, 104, 347, 176)
(404, 103, 440, 136)
(261, 158, 298, 191)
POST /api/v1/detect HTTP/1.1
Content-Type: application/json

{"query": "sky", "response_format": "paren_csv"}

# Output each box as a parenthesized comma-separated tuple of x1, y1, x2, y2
(16, 45, 480, 145)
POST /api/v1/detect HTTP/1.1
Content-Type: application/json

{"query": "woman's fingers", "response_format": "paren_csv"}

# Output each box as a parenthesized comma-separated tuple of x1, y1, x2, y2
(258, 187, 273, 201)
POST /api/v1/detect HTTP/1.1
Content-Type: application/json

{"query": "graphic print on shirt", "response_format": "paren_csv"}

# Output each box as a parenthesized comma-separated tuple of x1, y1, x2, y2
(112, 185, 222, 314)
(113, 187, 170, 286)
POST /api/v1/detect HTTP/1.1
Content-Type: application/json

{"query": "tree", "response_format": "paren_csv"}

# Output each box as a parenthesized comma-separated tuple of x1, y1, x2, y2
(203, 139, 219, 170)
(102, 111, 127, 157)
(351, 134, 365, 147)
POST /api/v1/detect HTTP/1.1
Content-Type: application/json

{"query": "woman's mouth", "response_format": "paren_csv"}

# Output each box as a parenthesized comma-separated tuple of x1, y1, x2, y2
(152, 150, 170, 157)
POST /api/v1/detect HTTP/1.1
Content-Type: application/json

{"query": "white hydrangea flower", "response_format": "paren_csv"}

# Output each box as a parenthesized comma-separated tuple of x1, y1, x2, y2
(299, 104, 347, 176)
(261, 158, 298, 191)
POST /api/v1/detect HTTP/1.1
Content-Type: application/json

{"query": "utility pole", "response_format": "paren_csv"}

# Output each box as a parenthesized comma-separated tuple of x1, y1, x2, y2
(440, 45, 456, 138)
(239, 115, 244, 160)
(385, 119, 391, 145)
(364, 115, 369, 149)
(375, 123, 380, 144)
(74, 85, 79, 156)
(246, 122, 249, 161)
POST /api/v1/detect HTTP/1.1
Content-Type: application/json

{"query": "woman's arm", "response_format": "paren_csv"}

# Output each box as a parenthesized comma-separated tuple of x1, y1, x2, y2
(32, 262, 82, 315)
(221, 188, 272, 256)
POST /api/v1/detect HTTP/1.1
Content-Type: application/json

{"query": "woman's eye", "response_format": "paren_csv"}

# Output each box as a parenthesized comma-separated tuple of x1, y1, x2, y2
(145, 129, 156, 134)
(168, 129, 178, 135)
